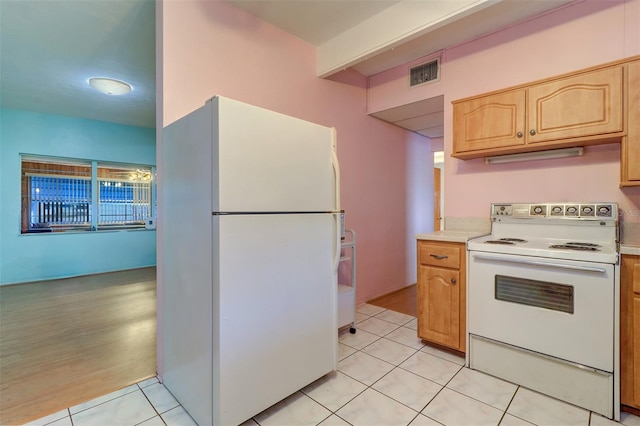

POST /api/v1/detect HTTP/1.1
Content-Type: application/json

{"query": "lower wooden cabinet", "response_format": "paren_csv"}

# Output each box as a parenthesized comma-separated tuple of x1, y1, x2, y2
(417, 240, 466, 352)
(621, 254, 640, 410)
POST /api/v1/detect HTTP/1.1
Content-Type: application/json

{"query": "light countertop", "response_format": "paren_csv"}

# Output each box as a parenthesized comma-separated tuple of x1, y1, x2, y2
(416, 230, 489, 243)
(621, 245, 640, 256)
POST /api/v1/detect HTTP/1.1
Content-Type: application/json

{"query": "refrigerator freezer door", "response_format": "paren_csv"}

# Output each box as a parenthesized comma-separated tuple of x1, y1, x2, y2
(214, 213, 337, 425)
(211, 97, 337, 213)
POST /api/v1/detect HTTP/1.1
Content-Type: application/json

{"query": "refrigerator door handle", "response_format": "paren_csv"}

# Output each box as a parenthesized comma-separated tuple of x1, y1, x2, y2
(333, 213, 341, 272)
(331, 128, 340, 212)
(330, 128, 342, 273)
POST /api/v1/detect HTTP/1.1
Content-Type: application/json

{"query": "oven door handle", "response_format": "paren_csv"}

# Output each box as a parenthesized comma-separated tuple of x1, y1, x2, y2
(471, 253, 608, 273)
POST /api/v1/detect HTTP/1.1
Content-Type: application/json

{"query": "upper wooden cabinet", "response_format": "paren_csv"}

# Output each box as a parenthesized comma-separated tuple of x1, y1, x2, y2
(452, 89, 526, 153)
(453, 64, 625, 159)
(621, 59, 640, 186)
(527, 67, 623, 143)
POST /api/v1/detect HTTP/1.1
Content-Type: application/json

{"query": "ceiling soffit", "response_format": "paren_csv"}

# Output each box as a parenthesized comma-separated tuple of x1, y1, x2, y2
(371, 96, 445, 139)
(226, 0, 576, 78)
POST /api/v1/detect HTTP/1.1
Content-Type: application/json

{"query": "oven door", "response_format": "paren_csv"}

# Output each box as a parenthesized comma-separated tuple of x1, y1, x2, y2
(468, 251, 615, 372)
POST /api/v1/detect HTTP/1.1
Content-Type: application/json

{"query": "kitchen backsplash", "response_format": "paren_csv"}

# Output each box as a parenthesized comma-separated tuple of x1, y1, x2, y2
(445, 217, 491, 233)
(621, 221, 640, 246)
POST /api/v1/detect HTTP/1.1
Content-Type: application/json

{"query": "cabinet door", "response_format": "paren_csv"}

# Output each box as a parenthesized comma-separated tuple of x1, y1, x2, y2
(622, 60, 640, 183)
(417, 265, 460, 350)
(634, 296, 640, 408)
(527, 66, 623, 144)
(453, 89, 526, 154)
(621, 255, 640, 409)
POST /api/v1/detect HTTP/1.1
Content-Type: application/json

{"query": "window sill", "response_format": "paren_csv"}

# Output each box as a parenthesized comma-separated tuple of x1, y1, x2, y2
(21, 226, 155, 235)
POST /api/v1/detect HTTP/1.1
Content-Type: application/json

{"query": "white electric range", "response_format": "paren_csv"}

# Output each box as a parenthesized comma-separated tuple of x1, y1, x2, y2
(467, 202, 620, 420)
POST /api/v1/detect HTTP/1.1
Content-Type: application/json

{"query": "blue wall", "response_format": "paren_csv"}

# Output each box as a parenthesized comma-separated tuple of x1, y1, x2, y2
(0, 109, 156, 285)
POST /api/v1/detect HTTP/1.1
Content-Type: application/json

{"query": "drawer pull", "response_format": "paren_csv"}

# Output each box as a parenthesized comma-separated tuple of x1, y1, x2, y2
(451, 278, 457, 284)
(430, 254, 449, 260)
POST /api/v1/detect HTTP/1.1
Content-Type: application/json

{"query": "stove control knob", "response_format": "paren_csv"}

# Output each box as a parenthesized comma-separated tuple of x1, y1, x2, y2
(551, 206, 563, 215)
(597, 206, 611, 216)
(533, 206, 544, 215)
(566, 206, 578, 215)
(582, 206, 593, 215)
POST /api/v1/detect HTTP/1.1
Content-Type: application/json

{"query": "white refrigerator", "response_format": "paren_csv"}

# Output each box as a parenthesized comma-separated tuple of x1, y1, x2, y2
(160, 96, 341, 426)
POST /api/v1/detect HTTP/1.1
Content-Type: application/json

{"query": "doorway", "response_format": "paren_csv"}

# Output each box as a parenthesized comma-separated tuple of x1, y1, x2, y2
(434, 151, 444, 231)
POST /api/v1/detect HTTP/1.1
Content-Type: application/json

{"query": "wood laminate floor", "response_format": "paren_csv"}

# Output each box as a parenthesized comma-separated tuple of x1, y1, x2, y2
(0, 267, 157, 425)
(367, 284, 417, 317)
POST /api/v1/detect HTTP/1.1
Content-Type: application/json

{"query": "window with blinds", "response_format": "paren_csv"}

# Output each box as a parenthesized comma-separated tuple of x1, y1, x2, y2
(21, 156, 153, 234)
(98, 165, 152, 229)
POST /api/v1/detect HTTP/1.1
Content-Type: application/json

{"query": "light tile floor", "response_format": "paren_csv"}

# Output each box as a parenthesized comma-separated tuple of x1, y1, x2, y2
(26, 304, 640, 426)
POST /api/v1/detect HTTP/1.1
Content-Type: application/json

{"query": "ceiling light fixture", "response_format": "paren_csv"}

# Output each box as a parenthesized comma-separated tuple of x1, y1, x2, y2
(129, 169, 152, 181)
(484, 147, 584, 164)
(88, 77, 132, 95)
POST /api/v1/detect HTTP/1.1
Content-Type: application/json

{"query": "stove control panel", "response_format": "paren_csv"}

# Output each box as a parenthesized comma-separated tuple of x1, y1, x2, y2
(491, 203, 617, 220)
(492, 204, 513, 216)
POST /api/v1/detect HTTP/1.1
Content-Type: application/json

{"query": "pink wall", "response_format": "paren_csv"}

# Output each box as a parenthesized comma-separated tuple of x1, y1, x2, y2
(160, 0, 431, 305)
(368, 0, 640, 228)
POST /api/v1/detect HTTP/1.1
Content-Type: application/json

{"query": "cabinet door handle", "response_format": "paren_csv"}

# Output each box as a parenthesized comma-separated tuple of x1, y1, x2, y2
(530, 129, 536, 136)
(430, 254, 448, 260)
(517, 132, 523, 138)
(451, 278, 457, 284)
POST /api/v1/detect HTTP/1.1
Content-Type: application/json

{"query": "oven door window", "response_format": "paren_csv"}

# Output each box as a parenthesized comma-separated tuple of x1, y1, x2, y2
(495, 275, 574, 314)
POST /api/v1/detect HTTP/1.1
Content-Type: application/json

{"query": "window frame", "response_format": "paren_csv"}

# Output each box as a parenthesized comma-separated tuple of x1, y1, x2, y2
(21, 155, 156, 234)
(96, 163, 154, 231)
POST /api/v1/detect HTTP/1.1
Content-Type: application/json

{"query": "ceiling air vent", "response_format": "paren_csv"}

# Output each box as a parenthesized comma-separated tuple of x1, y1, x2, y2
(409, 59, 440, 87)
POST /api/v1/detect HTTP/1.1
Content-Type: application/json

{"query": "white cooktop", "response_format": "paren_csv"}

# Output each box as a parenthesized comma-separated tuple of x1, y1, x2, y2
(467, 202, 619, 264)
(468, 233, 618, 264)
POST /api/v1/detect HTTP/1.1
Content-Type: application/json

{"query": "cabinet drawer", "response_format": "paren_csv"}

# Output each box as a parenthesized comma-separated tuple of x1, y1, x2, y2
(419, 243, 461, 269)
